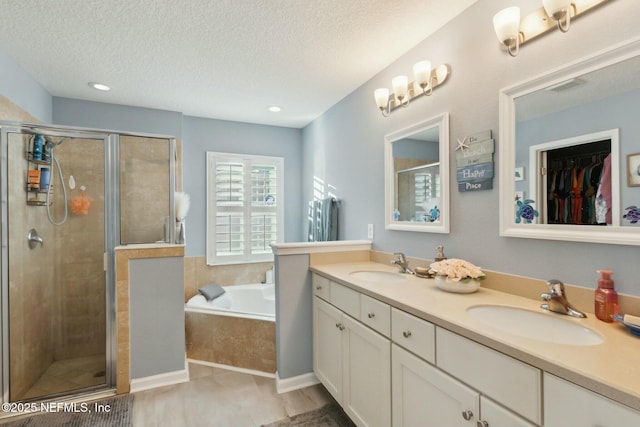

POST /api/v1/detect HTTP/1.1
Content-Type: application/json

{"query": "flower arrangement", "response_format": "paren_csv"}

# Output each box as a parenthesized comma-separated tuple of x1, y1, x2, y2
(428, 258, 485, 283)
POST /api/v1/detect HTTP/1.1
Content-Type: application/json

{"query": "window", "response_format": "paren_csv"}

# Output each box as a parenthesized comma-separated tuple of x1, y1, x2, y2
(206, 152, 284, 265)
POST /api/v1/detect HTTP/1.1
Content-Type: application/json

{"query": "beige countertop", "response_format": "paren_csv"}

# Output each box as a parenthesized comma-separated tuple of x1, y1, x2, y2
(310, 261, 640, 411)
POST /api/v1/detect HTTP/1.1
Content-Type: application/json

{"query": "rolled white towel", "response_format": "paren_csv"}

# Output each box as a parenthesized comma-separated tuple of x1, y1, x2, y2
(623, 314, 640, 327)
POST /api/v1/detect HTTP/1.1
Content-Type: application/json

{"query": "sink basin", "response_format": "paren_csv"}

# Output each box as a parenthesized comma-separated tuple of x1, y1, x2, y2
(467, 305, 604, 346)
(349, 270, 407, 283)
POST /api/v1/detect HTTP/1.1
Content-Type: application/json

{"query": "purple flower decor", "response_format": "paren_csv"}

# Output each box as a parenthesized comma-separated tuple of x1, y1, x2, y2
(623, 206, 640, 224)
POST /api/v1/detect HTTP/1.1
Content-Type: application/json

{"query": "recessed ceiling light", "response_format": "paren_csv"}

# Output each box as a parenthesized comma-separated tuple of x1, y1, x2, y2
(88, 82, 111, 91)
(267, 105, 281, 113)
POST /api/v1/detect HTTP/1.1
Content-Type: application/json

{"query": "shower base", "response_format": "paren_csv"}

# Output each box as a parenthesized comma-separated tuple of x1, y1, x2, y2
(19, 354, 106, 401)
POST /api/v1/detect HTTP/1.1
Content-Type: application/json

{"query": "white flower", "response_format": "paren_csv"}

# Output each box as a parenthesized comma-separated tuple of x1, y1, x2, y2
(428, 258, 485, 282)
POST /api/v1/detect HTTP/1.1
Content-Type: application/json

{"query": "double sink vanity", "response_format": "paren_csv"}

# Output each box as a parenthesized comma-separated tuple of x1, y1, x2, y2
(310, 261, 640, 427)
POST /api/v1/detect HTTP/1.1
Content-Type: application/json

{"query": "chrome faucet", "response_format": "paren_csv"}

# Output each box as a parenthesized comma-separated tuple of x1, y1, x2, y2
(541, 279, 586, 318)
(391, 252, 414, 274)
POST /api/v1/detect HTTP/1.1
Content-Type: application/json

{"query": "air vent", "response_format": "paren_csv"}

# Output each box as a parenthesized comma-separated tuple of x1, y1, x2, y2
(545, 78, 586, 92)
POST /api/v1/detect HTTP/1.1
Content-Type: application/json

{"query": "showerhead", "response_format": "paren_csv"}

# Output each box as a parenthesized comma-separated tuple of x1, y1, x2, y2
(44, 136, 66, 148)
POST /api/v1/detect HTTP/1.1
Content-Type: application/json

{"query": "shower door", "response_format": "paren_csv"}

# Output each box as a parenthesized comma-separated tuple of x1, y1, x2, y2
(1, 125, 115, 402)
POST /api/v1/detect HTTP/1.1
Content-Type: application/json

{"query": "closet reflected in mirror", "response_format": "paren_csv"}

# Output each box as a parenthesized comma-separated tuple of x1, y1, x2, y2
(385, 113, 450, 233)
(499, 38, 640, 245)
(523, 129, 619, 226)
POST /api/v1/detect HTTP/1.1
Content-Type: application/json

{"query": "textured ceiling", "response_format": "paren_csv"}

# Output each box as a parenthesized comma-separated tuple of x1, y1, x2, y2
(0, 0, 477, 128)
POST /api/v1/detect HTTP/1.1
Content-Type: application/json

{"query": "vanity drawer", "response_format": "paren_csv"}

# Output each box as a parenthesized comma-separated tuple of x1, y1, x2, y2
(360, 294, 391, 337)
(391, 308, 435, 363)
(436, 327, 541, 424)
(312, 274, 331, 301)
(330, 282, 360, 319)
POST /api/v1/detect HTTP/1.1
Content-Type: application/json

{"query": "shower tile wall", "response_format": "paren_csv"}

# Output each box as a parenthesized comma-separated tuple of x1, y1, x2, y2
(120, 136, 171, 244)
(50, 138, 106, 361)
(7, 134, 106, 399)
(8, 134, 55, 399)
(2, 95, 52, 398)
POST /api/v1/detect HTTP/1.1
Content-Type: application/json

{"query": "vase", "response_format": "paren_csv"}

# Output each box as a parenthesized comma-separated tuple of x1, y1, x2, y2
(434, 275, 481, 294)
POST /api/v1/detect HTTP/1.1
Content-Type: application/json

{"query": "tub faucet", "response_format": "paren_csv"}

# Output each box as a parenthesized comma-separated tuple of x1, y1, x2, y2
(541, 279, 586, 318)
(392, 252, 414, 274)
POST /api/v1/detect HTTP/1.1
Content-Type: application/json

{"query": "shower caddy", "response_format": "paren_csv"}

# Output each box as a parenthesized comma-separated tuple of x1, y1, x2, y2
(26, 139, 52, 206)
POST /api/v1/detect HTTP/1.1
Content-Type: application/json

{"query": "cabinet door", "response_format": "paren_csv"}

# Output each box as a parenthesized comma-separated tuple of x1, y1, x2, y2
(436, 327, 541, 424)
(313, 297, 344, 403)
(544, 373, 640, 427)
(343, 315, 391, 427)
(480, 397, 536, 427)
(392, 344, 479, 427)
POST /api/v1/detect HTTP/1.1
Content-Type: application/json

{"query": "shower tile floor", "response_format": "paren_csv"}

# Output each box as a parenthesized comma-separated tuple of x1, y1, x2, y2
(20, 355, 105, 400)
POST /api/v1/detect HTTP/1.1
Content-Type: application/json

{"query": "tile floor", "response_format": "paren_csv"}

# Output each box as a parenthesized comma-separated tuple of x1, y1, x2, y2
(19, 355, 106, 400)
(131, 363, 333, 427)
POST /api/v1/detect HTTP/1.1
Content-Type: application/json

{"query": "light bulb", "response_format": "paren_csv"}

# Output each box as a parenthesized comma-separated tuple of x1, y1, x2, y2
(374, 88, 390, 109)
(392, 76, 409, 101)
(493, 7, 520, 45)
(413, 61, 432, 86)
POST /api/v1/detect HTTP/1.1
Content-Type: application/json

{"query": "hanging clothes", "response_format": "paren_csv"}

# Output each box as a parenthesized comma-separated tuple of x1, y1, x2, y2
(595, 154, 612, 225)
(546, 145, 609, 225)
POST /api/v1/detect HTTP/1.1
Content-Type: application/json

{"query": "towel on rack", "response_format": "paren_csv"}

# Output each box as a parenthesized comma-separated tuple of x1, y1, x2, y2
(308, 197, 339, 242)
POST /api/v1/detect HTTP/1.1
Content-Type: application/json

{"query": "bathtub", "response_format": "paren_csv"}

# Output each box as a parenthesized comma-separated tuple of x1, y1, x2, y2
(184, 283, 276, 374)
(185, 283, 275, 321)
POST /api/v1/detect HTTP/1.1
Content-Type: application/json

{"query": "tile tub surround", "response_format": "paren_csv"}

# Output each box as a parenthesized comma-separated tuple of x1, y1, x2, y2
(185, 312, 276, 374)
(183, 257, 272, 302)
(310, 260, 640, 412)
(115, 244, 185, 394)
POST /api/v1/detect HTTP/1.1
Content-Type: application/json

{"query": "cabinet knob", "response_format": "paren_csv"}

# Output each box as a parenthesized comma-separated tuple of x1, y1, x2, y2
(476, 421, 489, 427)
(367, 312, 375, 319)
(316, 285, 322, 290)
(402, 330, 412, 338)
(335, 323, 345, 331)
(461, 410, 473, 421)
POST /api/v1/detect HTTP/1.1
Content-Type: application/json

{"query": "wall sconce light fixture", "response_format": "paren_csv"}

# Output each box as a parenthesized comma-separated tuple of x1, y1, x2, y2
(374, 62, 450, 117)
(542, 0, 574, 32)
(493, 0, 609, 57)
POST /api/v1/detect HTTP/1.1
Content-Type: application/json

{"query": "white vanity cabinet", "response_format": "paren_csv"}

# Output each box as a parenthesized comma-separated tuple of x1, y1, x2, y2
(436, 327, 541, 426)
(544, 373, 640, 426)
(391, 314, 536, 427)
(313, 295, 344, 401)
(392, 343, 478, 427)
(312, 279, 391, 427)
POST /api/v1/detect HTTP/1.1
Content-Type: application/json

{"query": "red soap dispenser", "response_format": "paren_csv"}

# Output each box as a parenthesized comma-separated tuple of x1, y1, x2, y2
(595, 269, 618, 322)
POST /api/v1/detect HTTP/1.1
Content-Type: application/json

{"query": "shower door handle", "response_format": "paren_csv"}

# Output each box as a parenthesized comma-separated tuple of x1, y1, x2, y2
(27, 228, 43, 249)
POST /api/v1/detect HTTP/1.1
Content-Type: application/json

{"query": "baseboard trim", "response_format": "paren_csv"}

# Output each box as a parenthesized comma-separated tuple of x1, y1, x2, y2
(187, 358, 276, 379)
(130, 366, 190, 393)
(276, 371, 319, 394)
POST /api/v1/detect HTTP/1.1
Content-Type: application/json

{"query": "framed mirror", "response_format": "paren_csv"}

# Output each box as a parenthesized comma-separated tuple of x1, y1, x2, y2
(498, 37, 640, 245)
(385, 113, 450, 233)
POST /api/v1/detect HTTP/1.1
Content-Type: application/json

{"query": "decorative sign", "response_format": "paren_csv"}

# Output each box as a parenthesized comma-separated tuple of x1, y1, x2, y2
(456, 130, 494, 192)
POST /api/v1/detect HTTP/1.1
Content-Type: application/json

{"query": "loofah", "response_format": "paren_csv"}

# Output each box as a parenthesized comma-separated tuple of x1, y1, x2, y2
(70, 187, 91, 215)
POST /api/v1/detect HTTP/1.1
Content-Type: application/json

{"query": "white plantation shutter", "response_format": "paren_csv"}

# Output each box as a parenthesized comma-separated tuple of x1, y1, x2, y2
(207, 153, 284, 265)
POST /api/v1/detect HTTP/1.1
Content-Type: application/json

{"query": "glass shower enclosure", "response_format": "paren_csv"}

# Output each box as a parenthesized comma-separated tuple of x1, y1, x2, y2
(0, 122, 176, 403)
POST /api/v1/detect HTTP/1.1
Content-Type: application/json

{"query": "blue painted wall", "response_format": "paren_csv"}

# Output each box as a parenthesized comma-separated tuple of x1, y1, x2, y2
(53, 97, 184, 137)
(52, 100, 304, 256)
(182, 116, 304, 256)
(0, 53, 52, 123)
(2, 0, 640, 296)
(302, 0, 640, 296)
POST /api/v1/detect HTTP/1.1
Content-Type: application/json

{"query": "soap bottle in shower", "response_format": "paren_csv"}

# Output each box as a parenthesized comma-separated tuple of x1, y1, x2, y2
(595, 269, 618, 322)
(32, 134, 44, 161)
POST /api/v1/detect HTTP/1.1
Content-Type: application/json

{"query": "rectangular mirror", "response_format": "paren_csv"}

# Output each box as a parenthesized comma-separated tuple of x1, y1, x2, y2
(499, 38, 640, 245)
(385, 113, 450, 233)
